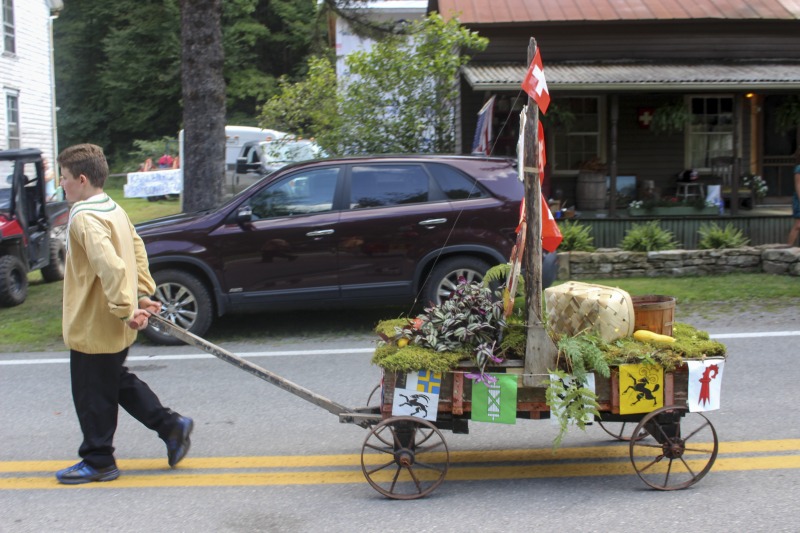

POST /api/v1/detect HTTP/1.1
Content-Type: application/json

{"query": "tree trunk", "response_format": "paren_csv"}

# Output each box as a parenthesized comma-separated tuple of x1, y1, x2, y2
(180, 0, 226, 212)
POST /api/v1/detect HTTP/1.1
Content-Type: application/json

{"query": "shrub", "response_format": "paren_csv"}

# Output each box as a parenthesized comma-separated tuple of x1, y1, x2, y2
(557, 220, 596, 252)
(697, 222, 750, 249)
(620, 221, 679, 252)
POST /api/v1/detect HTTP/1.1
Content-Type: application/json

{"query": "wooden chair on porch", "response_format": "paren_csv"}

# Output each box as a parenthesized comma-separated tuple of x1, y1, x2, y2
(710, 156, 753, 209)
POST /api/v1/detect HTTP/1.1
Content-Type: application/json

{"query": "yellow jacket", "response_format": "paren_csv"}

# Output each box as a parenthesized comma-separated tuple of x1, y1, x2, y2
(62, 194, 155, 353)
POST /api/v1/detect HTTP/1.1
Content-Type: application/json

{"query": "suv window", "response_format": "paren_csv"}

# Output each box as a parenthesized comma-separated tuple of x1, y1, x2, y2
(248, 167, 340, 218)
(429, 163, 488, 200)
(350, 164, 429, 209)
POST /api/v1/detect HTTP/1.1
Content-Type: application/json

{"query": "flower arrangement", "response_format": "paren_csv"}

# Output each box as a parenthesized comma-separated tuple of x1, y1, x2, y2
(375, 277, 506, 382)
(742, 174, 768, 199)
(629, 196, 716, 210)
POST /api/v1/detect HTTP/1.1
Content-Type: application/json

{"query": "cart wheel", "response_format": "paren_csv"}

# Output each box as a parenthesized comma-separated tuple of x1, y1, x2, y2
(597, 420, 647, 442)
(361, 416, 449, 500)
(629, 405, 718, 490)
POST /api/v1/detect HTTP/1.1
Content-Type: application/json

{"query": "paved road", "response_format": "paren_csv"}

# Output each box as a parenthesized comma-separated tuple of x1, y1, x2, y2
(1, 324, 798, 532)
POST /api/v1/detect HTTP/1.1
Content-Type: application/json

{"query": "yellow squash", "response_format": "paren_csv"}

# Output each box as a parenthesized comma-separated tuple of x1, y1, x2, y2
(633, 329, 676, 344)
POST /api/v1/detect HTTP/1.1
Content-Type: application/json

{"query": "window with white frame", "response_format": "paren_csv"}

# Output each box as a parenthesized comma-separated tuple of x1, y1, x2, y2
(2, 0, 14, 55)
(6, 92, 20, 148)
(551, 96, 603, 173)
(687, 95, 734, 170)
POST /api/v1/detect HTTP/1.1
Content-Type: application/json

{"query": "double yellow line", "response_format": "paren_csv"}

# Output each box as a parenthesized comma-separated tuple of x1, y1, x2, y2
(2, 439, 798, 490)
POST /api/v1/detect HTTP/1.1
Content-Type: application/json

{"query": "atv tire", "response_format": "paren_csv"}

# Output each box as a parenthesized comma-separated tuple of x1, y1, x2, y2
(0, 255, 29, 307)
(40, 238, 66, 282)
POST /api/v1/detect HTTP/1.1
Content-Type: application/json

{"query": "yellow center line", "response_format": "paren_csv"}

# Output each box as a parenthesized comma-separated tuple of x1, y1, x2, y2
(2, 455, 799, 491)
(2, 439, 799, 491)
(2, 438, 798, 474)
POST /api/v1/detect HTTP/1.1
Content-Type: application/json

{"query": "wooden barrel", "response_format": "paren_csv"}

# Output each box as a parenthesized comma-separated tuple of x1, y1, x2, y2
(632, 295, 676, 336)
(576, 171, 606, 210)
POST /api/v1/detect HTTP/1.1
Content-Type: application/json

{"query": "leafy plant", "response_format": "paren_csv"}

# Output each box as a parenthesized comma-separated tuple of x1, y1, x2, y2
(557, 220, 596, 252)
(384, 278, 505, 377)
(775, 95, 800, 134)
(620, 221, 679, 252)
(545, 370, 601, 449)
(651, 100, 690, 134)
(482, 263, 526, 316)
(697, 223, 750, 249)
(555, 333, 611, 381)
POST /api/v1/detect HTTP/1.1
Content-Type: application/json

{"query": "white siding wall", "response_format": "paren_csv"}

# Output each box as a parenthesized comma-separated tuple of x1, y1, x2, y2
(1, 1, 56, 161)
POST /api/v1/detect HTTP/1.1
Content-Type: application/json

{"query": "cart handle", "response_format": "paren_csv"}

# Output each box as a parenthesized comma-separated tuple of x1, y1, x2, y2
(149, 314, 353, 418)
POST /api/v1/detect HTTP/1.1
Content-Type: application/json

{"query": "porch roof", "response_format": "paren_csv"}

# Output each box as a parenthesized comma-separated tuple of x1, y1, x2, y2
(434, 0, 800, 23)
(462, 61, 800, 91)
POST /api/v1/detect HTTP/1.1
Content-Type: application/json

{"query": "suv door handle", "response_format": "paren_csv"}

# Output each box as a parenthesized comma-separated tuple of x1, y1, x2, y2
(418, 218, 447, 226)
(306, 229, 334, 237)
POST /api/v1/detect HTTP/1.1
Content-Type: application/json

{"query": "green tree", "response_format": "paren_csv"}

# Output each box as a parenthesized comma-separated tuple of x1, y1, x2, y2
(259, 56, 341, 149)
(341, 13, 487, 154)
(53, 0, 314, 160)
(260, 13, 487, 155)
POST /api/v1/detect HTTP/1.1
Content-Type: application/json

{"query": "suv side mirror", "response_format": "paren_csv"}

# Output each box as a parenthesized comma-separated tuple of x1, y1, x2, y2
(235, 157, 252, 174)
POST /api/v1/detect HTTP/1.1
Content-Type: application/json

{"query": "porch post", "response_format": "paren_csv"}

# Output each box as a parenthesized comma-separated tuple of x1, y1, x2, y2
(730, 94, 741, 215)
(608, 95, 619, 217)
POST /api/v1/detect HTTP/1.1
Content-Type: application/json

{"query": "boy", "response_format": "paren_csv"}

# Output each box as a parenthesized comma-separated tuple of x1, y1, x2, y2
(55, 144, 192, 484)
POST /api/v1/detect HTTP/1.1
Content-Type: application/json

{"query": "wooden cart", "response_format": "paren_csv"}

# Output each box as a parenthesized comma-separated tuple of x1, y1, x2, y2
(150, 315, 722, 500)
(363, 357, 723, 499)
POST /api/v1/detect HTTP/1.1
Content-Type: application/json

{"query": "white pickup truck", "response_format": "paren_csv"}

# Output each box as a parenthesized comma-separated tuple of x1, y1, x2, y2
(232, 137, 327, 193)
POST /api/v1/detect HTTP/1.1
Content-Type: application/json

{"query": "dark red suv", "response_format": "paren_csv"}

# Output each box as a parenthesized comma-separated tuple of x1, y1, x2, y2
(137, 155, 556, 344)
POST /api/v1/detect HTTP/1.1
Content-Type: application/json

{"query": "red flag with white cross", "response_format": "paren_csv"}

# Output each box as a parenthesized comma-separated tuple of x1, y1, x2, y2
(521, 48, 550, 114)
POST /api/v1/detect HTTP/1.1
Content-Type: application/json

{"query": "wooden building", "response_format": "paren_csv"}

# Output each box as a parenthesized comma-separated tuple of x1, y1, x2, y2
(1, 1, 62, 160)
(428, 0, 800, 215)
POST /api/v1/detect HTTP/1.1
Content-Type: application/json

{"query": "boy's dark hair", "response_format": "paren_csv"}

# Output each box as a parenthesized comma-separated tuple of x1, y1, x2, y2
(57, 144, 109, 189)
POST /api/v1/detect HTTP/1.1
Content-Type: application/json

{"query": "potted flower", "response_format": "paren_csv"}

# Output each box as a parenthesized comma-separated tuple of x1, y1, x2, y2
(628, 196, 719, 217)
(742, 174, 768, 203)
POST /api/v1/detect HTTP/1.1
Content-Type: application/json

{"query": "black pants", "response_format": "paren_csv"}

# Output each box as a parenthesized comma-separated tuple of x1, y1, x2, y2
(70, 347, 178, 468)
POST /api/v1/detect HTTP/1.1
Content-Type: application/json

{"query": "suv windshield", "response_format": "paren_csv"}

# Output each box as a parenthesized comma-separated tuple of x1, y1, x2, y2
(261, 140, 324, 165)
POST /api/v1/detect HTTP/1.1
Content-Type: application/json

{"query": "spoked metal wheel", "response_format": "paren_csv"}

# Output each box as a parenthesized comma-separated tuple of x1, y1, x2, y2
(361, 416, 449, 499)
(597, 420, 648, 442)
(629, 405, 718, 490)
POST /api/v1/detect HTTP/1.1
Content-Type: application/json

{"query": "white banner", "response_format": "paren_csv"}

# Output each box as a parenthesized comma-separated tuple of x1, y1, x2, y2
(549, 373, 596, 426)
(392, 387, 438, 421)
(687, 360, 725, 412)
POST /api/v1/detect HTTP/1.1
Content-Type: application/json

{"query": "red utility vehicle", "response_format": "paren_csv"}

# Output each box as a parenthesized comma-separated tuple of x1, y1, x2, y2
(0, 148, 69, 306)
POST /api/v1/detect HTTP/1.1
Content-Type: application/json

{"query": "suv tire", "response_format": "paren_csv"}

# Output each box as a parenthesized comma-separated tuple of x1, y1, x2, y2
(40, 239, 66, 282)
(423, 256, 490, 307)
(0, 255, 28, 307)
(145, 269, 213, 345)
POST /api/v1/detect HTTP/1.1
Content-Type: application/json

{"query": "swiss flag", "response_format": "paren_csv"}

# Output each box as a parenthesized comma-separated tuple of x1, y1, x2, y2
(521, 48, 550, 115)
(538, 121, 546, 180)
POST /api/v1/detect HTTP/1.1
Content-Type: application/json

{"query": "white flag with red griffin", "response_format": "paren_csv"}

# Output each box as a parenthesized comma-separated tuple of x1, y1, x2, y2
(521, 48, 550, 115)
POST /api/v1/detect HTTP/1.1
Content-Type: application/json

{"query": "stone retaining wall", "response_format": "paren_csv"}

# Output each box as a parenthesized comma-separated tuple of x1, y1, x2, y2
(557, 245, 800, 279)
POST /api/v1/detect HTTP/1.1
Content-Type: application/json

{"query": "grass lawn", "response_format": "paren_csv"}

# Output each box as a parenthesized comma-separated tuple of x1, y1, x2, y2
(2, 176, 797, 352)
(2, 271, 798, 353)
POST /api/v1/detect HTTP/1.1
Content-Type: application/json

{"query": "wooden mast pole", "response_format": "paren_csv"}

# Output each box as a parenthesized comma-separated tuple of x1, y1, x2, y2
(522, 37, 558, 387)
